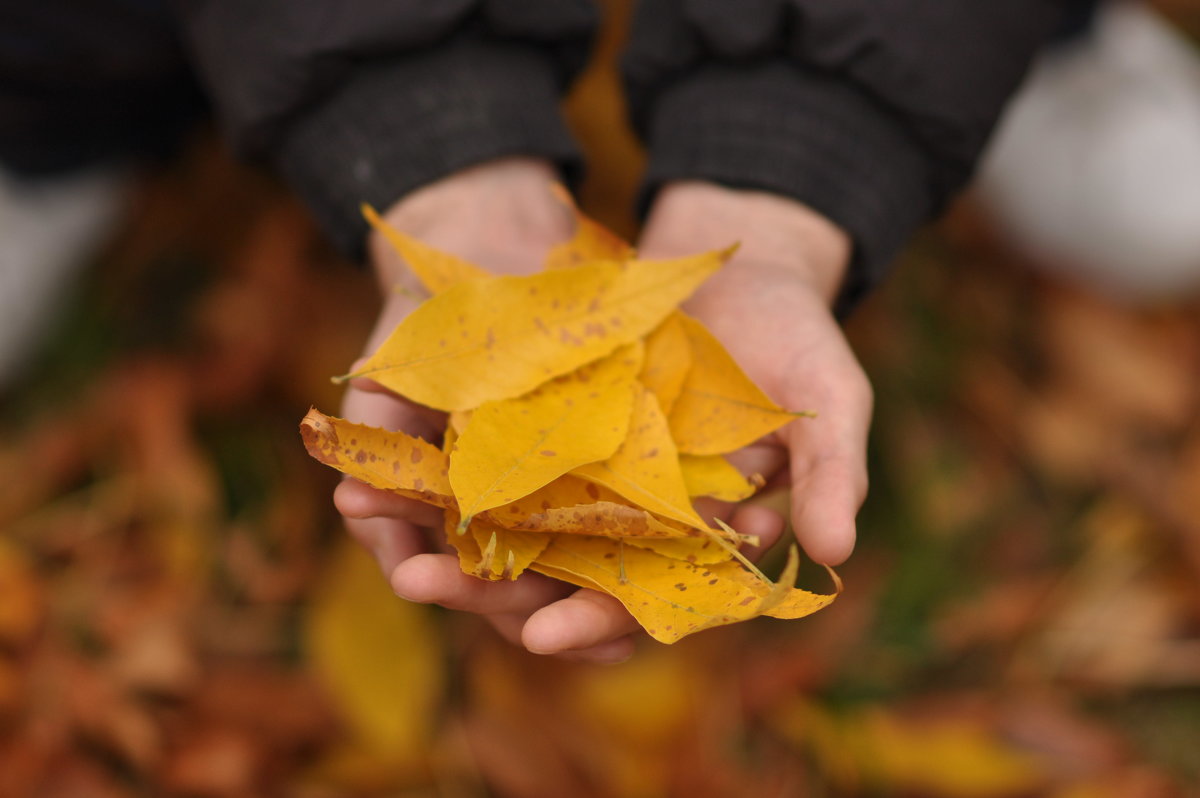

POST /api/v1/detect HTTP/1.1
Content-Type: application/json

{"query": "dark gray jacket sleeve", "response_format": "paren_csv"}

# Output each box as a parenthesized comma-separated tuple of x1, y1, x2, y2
(623, 0, 1065, 313)
(176, 0, 597, 258)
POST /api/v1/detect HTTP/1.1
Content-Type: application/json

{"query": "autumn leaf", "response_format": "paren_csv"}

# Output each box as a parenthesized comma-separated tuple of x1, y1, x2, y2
(448, 511, 549, 582)
(669, 314, 808, 455)
(544, 183, 636, 270)
(443, 508, 480, 575)
(481, 474, 614, 525)
(679, 454, 760, 502)
(344, 250, 730, 412)
(499, 500, 685, 538)
(299, 408, 454, 509)
(304, 539, 443, 763)
(362, 203, 486, 294)
(639, 313, 692, 416)
(530, 536, 837, 644)
(621, 534, 732, 565)
(474, 475, 687, 539)
(573, 384, 714, 534)
(449, 344, 642, 526)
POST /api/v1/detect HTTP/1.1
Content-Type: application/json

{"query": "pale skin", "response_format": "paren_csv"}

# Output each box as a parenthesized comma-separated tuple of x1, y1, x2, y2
(335, 157, 872, 664)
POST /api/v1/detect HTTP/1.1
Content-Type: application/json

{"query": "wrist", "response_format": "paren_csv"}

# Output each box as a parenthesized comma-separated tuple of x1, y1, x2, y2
(639, 181, 851, 306)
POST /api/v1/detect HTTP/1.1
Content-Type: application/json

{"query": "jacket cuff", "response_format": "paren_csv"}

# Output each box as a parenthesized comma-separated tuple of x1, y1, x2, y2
(274, 35, 581, 260)
(641, 61, 933, 316)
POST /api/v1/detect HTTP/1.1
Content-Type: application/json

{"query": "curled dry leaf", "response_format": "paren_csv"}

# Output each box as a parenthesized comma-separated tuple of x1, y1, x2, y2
(302, 198, 836, 643)
(299, 409, 454, 510)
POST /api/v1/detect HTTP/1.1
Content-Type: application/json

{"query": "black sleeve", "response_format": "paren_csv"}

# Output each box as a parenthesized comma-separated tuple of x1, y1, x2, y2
(175, 0, 597, 258)
(622, 0, 1067, 314)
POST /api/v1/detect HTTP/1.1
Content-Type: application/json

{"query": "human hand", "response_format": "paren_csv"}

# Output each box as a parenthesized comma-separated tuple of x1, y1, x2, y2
(335, 158, 644, 663)
(638, 181, 871, 568)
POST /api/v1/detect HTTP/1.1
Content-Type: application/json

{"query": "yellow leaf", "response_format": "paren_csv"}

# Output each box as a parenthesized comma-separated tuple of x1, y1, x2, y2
(299, 408, 454, 509)
(481, 474, 691, 537)
(462, 516, 549, 581)
(442, 507, 480, 572)
(573, 384, 713, 533)
(447, 409, 471, 435)
(304, 539, 443, 762)
(362, 203, 487, 294)
(861, 711, 1044, 796)
(639, 312, 692, 416)
(763, 561, 844, 619)
(669, 314, 806, 455)
(679, 453, 760, 501)
(544, 183, 636, 270)
(346, 250, 729, 412)
(500, 500, 686, 538)
(482, 473, 611, 522)
(622, 534, 731, 565)
(530, 536, 837, 644)
(449, 344, 642, 525)
(444, 507, 549, 581)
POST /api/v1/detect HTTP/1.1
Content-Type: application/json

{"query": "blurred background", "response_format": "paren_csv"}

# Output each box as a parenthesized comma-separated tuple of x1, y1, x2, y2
(2, 1, 1200, 796)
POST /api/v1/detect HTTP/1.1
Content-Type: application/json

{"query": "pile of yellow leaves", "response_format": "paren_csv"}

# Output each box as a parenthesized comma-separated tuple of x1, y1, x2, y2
(300, 193, 838, 643)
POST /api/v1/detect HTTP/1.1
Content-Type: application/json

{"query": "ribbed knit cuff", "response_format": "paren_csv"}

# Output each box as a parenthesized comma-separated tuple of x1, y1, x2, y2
(642, 61, 933, 316)
(275, 35, 581, 260)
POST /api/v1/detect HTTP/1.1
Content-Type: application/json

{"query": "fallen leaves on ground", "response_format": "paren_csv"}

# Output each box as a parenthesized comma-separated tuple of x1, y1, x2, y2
(302, 201, 835, 643)
(6, 91, 1200, 796)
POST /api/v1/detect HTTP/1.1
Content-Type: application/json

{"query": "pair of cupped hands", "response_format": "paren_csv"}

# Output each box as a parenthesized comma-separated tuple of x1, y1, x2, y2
(336, 158, 872, 664)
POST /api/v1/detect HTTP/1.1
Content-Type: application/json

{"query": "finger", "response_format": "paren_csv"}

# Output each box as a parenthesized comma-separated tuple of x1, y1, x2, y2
(333, 478, 445, 527)
(484, 615, 635, 665)
(522, 588, 642, 656)
(391, 553, 574, 614)
(345, 367, 448, 432)
(790, 455, 866, 566)
(722, 441, 788, 485)
(344, 515, 428, 576)
(341, 384, 445, 442)
(554, 635, 636, 665)
(783, 372, 871, 565)
(730, 502, 786, 559)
